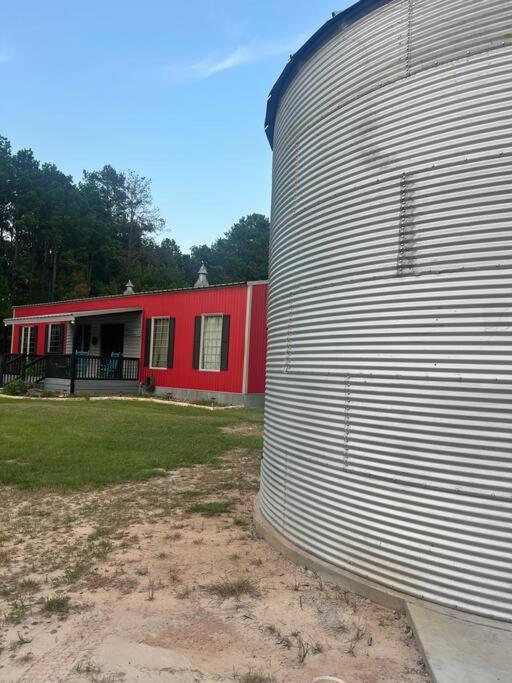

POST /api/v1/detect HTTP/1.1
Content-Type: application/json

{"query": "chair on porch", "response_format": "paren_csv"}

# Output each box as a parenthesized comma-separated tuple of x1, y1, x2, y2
(75, 351, 89, 379)
(99, 352, 121, 379)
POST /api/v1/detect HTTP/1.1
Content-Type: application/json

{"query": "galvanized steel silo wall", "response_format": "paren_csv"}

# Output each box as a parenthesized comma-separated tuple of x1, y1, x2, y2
(260, 0, 512, 621)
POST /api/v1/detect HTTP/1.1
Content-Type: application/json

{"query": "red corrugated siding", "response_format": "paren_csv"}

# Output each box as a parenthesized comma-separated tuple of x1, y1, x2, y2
(12, 286, 255, 394)
(247, 284, 268, 394)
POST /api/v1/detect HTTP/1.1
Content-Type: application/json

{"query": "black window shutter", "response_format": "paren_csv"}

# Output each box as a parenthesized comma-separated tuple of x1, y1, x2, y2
(59, 323, 65, 353)
(220, 315, 230, 371)
(166, 318, 175, 368)
(44, 325, 50, 354)
(31, 326, 38, 355)
(144, 319, 152, 367)
(192, 316, 201, 369)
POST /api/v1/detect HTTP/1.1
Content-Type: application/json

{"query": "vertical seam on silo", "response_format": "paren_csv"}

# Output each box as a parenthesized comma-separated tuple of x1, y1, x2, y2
(405, 0, 414, 77)
(397, 172, 416, 277)
(284, 294, 293, 374)
(344, 373, 351, 467)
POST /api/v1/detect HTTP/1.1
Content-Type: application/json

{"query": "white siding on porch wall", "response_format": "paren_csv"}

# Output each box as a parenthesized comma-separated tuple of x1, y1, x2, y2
(65, 313, 142, 357)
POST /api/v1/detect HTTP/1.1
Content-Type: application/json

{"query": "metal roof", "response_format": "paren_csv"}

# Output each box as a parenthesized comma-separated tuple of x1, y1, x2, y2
(264, 0, 392, 148)
(12, 281, 251, 312)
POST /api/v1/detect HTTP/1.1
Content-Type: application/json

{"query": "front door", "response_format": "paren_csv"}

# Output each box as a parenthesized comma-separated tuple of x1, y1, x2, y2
(100, 324, 124, 357)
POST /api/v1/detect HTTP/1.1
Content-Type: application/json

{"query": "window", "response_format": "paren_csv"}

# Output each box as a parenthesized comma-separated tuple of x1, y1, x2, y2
(47, 324, 63, 354)
(20, 326, 36, 355)
(200, 315, 223, 371)
(150, 317, 169, 369)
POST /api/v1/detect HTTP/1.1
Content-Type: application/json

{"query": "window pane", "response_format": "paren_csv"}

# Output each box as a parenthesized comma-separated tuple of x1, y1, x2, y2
(201, 315, 222, 371)
(151, 318, 169, 368)
(48, 325, 62, 354)
(21, 326, 36, 355)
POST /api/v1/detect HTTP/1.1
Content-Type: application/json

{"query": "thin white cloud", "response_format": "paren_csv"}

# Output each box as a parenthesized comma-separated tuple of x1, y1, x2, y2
(164, 34, 306, 83)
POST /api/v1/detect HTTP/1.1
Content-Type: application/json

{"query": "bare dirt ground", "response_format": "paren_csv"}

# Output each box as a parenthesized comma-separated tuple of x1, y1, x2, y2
(0, 428, 428, 683)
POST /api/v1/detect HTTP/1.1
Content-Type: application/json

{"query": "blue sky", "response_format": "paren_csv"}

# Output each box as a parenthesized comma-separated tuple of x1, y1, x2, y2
(0, 1, 351, 250)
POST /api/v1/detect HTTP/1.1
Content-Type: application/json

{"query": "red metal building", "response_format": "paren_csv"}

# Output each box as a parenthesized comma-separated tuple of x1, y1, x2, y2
(2, 278, 267, 406)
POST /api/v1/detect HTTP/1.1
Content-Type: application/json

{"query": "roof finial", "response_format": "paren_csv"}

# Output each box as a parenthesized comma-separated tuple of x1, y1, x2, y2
(194, 261, 209, 288)
(123, 280, 135, 295)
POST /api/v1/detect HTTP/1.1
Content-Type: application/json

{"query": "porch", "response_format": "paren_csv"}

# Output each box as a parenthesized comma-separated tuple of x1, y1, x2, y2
(2, 307, 142, 395)
(1, 352, 140, 395)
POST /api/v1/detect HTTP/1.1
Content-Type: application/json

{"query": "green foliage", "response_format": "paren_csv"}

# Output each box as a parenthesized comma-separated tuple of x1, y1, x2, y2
(43, 596, 70, 614)
(0, 399, 263, 489)
(6, 598, 29, 624)
(186, 501, 232, 517)
(190, 213, 269, 284)
(0, 134, 269, 349)
(2, 379, 29, 395)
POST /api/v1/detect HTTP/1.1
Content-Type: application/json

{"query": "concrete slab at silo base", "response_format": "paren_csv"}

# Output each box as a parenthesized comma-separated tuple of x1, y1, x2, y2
(407, 603, 512, 683)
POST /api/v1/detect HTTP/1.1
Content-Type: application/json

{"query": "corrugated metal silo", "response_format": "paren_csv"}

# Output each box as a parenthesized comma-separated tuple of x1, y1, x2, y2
(259, 0, 512, 621)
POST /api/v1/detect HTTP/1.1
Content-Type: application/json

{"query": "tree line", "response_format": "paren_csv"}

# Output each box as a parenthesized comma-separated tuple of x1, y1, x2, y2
(0, 135, 269, 345)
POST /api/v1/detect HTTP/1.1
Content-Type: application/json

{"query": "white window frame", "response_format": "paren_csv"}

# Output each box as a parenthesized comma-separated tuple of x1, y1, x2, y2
(149, 316, 170, 370)
(199, 314, 224, 373)
(20, 326, 36, 355)
(47, 323, 63, 354)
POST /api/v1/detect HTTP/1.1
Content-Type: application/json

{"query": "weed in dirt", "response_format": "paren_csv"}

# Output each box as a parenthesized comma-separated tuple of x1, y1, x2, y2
(43, 595, 70, 614)
(176, 587, 192, 600)
(347, 623, 366, 656)
(234, 671, 275, 683)
(186, 501, 232, 517)
(64, 561, 88, 583)
(289, 575, 302, 592)
(93, 540, 113, 560)
(6, 598, 28, 624)
(251, 558, 263, 567)
(167, 531, 182, 541)
(264, 624, 292, 649)
(229, 553, 241, 561)
(76, 659, 101, 674)
(312, 570, 324, 591)
(233, 516, 248, 527)
(180, 489, 206, 499)
(135, 566, 149, 576)
(18, 578, 40, 593)
(296, 634, 311, 664)
(207, 576, 260, 601)
(192, 537, 204, 545)
(156, 551, 167, 559)
(147, 579, 156, 601)
(88, 527, 110, 541)
(0, 533, 9, 543)
(8, 632, 31, 651)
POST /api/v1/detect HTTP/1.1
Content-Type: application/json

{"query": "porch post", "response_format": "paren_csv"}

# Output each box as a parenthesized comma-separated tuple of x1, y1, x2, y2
(69, 321, 77, 395)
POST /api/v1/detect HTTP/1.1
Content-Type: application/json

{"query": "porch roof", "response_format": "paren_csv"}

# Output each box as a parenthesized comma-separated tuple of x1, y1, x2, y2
(4, 307, 143, 326)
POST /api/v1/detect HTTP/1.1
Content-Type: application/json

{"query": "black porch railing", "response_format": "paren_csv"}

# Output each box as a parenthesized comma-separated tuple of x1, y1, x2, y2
(1, 353, 139, 386)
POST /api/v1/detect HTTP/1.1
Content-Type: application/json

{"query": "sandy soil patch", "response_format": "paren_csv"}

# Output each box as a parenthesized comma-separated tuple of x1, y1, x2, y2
(0, 449, 428, 682)
(220, 423, 264, 437)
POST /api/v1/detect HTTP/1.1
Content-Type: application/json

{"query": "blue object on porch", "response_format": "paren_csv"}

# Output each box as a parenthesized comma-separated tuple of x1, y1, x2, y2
(99, 352, 121, 379)
(75, 351, 89, 378)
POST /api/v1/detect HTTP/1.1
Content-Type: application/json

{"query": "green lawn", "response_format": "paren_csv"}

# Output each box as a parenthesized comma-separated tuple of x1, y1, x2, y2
(0, 398, 263, 490)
